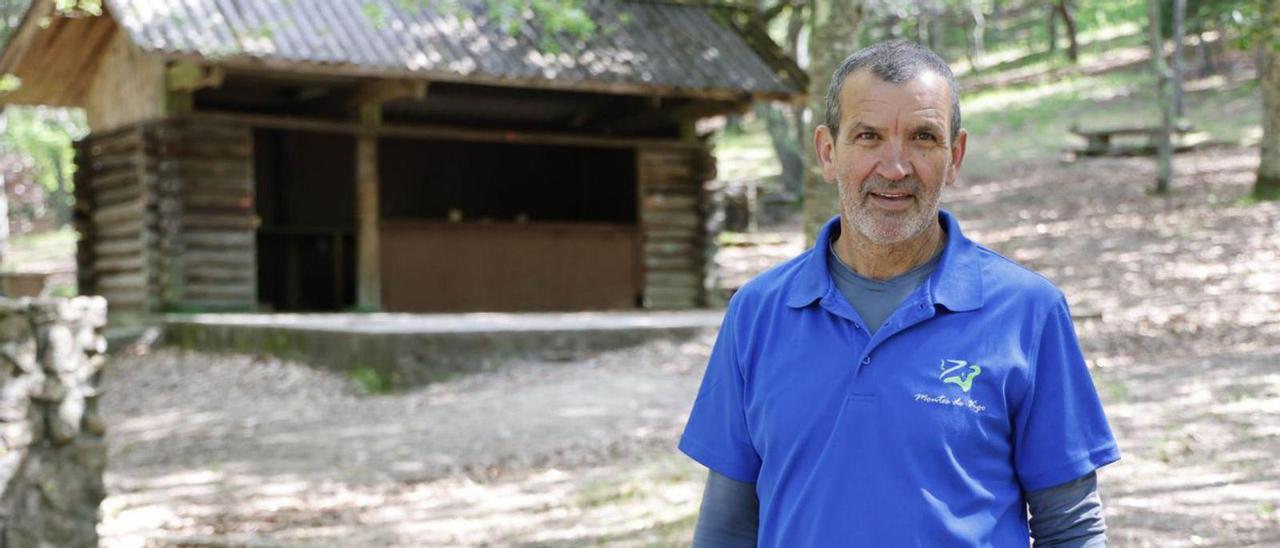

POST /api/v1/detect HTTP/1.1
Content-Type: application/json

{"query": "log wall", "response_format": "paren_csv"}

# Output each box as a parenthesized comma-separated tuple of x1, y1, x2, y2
(74, 124, 157, 313)
(152, 119, 257, 311)
(74, 118, 257, 314)
(637, 146, 715, 309)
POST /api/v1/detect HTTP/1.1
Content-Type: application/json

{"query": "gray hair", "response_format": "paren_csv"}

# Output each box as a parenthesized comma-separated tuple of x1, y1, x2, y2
(824, 40, 962, 144)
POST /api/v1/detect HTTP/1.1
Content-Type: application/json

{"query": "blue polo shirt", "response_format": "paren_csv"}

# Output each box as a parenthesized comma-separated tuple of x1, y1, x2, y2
(679, 211, 1120, 547)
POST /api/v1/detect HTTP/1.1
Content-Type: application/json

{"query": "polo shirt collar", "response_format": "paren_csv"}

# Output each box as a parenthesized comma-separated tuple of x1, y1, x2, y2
(784, 209, 984, 312)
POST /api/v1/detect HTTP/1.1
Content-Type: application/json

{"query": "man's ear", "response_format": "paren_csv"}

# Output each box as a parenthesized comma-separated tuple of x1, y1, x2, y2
(946, 128, 968, 185)
(815, 125, 837, 183)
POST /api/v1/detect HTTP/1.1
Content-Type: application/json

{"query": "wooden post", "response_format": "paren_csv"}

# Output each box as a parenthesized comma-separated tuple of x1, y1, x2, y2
(349, 80, 426, 311)
(356, 103, 382, 310)
(1147, 0, 1173, 194)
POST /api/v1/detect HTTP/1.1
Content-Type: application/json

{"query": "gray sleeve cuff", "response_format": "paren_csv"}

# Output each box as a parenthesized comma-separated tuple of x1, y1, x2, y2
(692, 469, 759, 548)
(1026, 471, 1108, 547)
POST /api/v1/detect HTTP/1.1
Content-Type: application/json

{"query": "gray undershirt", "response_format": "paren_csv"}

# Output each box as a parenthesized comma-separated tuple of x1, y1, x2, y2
(826, 237, 940, 334)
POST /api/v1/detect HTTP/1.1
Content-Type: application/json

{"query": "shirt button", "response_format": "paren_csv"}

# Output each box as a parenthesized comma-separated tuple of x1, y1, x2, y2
(862, 356, 871, 365)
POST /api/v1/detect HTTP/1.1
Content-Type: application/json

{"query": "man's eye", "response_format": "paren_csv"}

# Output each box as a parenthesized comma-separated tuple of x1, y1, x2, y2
(914, 132, 937, 141)
(856, 131, 879, 140)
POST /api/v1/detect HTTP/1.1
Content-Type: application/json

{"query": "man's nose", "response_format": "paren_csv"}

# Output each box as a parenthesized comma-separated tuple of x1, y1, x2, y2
(875, 140, 911, 180)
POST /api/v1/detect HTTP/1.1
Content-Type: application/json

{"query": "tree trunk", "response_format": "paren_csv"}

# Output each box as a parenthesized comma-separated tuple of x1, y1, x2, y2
(1193, 21, 1214, 78)
(1047, 4, 1057, 55)
(787, 1, 808, 196)
(1254, 0, 1280, 200)
(0, 174, 9, 268)
(1055, 0, 1078, 62)
(966, 3, 986, 70)
(50, 149, 72, 227)
(915, 10, 928, 45)
(885, 12, 901, 40)
(928, 13, 943, 52)
(758, 103, 804, 198)
(803, 0, 863, 245)
(1172, 0, 1186, 118)
(1147, 0, 1173, 194)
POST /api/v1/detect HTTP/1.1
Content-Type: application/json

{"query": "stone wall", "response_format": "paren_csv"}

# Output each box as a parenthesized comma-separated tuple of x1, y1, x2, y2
(0, 297, 108, 547)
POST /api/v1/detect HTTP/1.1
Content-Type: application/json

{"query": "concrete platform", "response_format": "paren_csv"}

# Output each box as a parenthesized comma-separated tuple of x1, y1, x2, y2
(161, 310, 723, 388)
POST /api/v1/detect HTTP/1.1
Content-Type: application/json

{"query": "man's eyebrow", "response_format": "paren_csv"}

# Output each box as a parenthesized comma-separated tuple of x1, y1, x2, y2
(911, 121, 946, 134)
(847, 121, 882, 135)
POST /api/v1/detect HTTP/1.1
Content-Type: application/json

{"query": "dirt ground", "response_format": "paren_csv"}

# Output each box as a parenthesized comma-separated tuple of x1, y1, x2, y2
(97, 146, 1279, 547)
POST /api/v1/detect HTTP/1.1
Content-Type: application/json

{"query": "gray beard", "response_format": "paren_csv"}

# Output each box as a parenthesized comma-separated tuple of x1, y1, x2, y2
(837, 175, 942, 245)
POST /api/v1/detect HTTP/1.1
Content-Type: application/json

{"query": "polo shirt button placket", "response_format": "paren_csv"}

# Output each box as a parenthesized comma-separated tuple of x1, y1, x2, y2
(861, 356, 871, 365)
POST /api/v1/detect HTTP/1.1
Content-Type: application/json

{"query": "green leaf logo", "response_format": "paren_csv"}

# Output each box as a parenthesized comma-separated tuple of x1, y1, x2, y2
(940, 359, 982, 393)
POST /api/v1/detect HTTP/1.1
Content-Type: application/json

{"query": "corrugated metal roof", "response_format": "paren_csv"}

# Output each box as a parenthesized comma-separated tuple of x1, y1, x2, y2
(104, 0, 800, 98)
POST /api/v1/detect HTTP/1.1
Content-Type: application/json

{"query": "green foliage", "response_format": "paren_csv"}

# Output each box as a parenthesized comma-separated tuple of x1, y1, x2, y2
(1, 107, 85, 215)
(53, 0, 101, 16)
(1188, 0, 1280, 50)
(349, 365, 392, 394)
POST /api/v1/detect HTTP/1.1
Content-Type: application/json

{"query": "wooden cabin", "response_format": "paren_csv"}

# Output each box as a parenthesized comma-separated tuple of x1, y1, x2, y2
(0, 0, 803, 319)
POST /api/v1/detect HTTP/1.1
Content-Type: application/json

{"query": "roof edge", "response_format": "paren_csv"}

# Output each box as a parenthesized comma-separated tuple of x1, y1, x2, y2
(0, 0, 57, 78)
(151, 50, 794, 104)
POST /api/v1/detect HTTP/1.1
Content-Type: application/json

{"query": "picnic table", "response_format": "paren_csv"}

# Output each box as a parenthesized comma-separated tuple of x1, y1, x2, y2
(1069, 121, 1198, 157)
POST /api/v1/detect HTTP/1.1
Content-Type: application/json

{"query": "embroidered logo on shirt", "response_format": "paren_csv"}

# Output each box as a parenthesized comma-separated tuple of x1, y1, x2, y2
(940, 359, 982, 393)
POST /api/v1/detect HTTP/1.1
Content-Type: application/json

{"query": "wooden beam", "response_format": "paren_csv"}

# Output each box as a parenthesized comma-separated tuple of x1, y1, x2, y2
(187, 111, 703, 151)
(165, 61, 223, 116)
(166, 60, 225, 92)
(348, 79, 427, 110)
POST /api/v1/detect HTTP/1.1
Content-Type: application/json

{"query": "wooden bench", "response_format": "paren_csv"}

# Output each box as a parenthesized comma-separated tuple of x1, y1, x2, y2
(1069, 121, 1198, 157)
(0, 271, 52, 297)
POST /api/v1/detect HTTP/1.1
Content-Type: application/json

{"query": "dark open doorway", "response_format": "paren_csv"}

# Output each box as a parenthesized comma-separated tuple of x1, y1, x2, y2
(254, 129, 356, 312)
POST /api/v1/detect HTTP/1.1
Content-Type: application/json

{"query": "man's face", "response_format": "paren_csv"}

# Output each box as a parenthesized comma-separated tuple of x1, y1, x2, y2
(815, 69, 967, 245)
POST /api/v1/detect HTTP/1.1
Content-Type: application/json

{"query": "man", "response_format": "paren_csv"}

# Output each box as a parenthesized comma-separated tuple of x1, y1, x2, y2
(679, 40, 1120, 546)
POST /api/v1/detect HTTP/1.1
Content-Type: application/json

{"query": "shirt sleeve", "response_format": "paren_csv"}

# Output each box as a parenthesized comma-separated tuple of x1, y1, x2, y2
(679, 302, 762, 483)
(1013, 297, 1121, 491)
(692, 470, 760, 547)
(1026, 471, 1108, 547)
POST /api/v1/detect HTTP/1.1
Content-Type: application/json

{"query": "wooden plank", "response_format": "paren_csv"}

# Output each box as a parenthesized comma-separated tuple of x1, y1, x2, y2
(97, 271, 147, 291)
(185, 266, 254, 284)
(186, 111, 701, 152)
(644, 256, 698, 270)
(642, 210, 700, 229)
(89, 150, 144, 173)
(96, 218, 146, 239)
(93, 236, 146, 258)
(181, 285, 255, 301)
(644, 227, 699, 240)
(87, 167, 142, 191)
(642, 194, 699, 210)
(95, 183, 144, 207)
(644, 241, 696, 256)
(158, 141, 253, 159)
(91, 199, 145, 225)
(177, 249, 254, 267)
(95, 254, 147, 273)
(89, 135, 145, 157)
(158, 175, 252, 193)
(101, 293, 148, 308)
(166, 299, 254, 311)
(179, 193, 253, 210)
(181, 231, 254, 248)
(645, 272, 701, 287)
(156, 158, 252, 178)
(178, 213, 258, 230)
